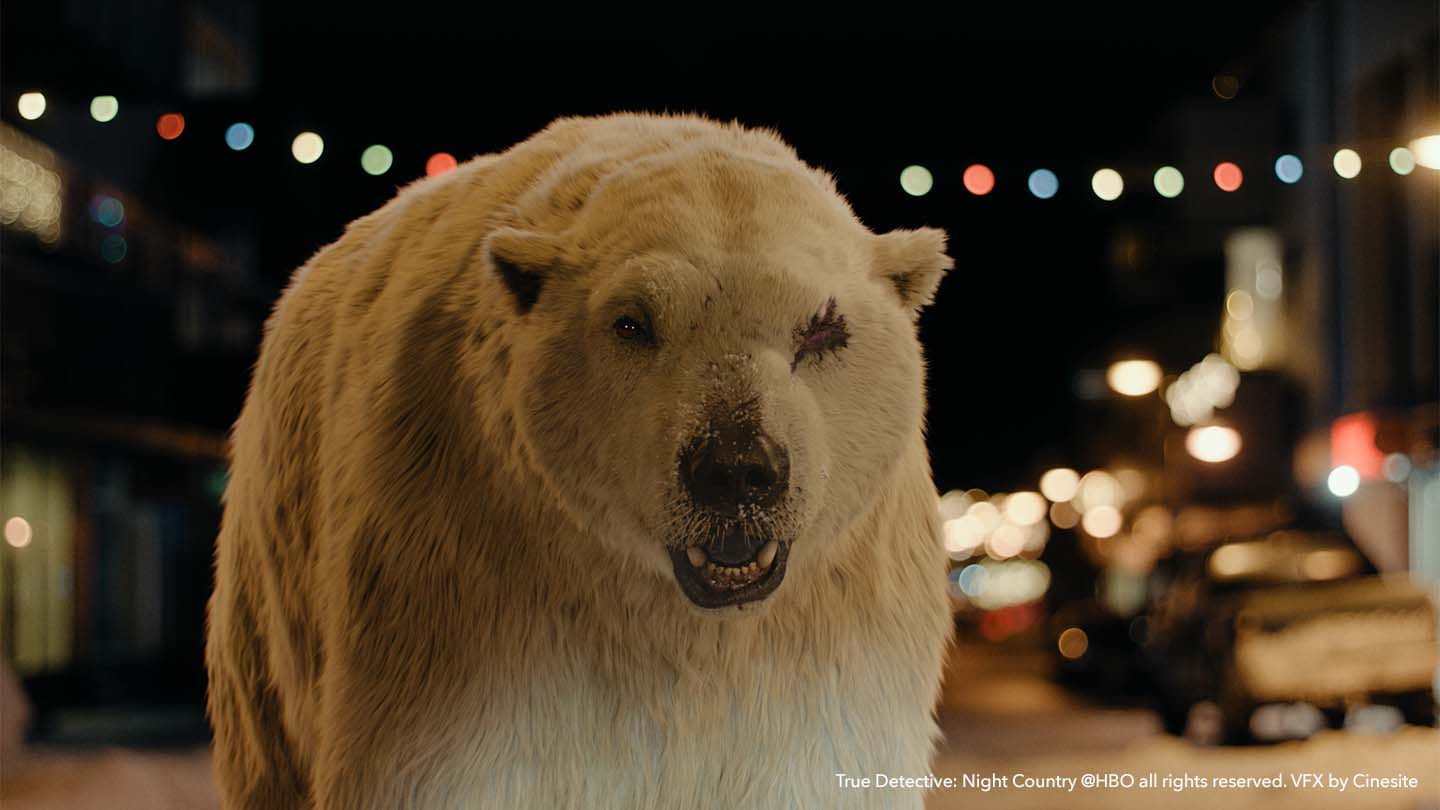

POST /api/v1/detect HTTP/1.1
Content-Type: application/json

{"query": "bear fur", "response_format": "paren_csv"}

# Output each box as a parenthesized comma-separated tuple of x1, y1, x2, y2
(206, 113, 954, 809)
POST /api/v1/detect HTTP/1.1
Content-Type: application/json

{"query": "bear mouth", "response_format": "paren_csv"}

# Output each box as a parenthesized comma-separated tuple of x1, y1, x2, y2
(669, 528, 790, 610)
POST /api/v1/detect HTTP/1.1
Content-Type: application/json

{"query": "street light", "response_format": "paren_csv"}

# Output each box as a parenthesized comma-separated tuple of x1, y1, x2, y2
(4, 516, 32, 548)
(1410, 134, 1440, 170)
(1039, 467, 1080, 502)
(1185, 424, 1241, 463)
(1106, 359, 1162, 397)
(1327, 465, 1360, 497)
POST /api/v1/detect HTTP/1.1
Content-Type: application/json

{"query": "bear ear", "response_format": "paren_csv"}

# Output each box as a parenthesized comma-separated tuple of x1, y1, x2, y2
(871, 227, 954, 316)
(484, 227, 567, 315)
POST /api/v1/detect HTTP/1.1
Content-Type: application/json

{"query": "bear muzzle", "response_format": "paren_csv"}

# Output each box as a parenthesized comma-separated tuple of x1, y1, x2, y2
(671, 415, 793, 609)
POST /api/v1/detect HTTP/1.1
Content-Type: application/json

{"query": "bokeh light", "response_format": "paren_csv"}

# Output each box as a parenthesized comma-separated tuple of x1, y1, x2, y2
(1382, 453, 1412, 482)
(1225, 289, 1254, 320)
(92, 195, 125, 228)
(1058, 627, 1089, 659)
(225, 123, 255, 151)
(957, 560, 1051, 613)
(1411, 135, 1440, 170)
(1211, 74, 1239, 100)
(1185, 425, 1241, 463)
(1387, 147, 1415, 175)
(986, 524, 1026, 559)
(938, 490, 973, 522)
(1227, 325, 1260, 370)
(1027, 168, 1058, 199)
(1274, 154, 1304, 183)
(1081, 505, 1122, 538)
(1213, 161, 1243, 192)
(5, 516, 32, 548)
(1152, 166, 1184, 198)
(361, 144, 394, 176)
(90, 95, 119, 123)
(1076, 470, 1121, 512)
(1091, 168, 1123, 201)
(156, 113, 185, 140)
(1226, 324, 1263, 370)
(1002, 492, 1047, 526)
(941, 491, 1055, 560)
(1165, 353, 1241, 426)
(1332, 148, 1361, 179)
(1039, 468, 1079, 503)
(17, 92, 46, 121)
(900, 165, 933, 196)
(292, 132, 324, 164)
(962, 164, 994, 195)
(426, 152, 458, 177)
(100, 233, 128, 264)
(967, 500, 1003, 533)
(957, 564, 988, 598)
(1106, 359, 1161, 397)
(1327, 465, 1360, 497)
(1049, 500, 1080, 530)
(943, 516, 983, 558)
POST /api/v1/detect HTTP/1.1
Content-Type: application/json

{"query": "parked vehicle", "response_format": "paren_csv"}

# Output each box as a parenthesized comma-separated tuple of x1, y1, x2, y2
(1145, 532, 1438, 743)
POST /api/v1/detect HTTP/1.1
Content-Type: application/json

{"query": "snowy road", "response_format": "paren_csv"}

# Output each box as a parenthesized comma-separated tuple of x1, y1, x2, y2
(922, 642, 1439, 810)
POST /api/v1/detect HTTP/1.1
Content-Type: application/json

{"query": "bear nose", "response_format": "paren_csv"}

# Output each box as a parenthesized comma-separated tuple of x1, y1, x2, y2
(680, 422, 789, 517)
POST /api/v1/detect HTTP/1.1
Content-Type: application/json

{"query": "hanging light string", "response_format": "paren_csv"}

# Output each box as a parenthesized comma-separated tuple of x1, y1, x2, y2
(11, 90, 1440, 189)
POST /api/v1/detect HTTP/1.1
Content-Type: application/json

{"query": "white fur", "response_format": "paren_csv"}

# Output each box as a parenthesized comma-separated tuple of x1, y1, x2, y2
(206, 113, 954, 809)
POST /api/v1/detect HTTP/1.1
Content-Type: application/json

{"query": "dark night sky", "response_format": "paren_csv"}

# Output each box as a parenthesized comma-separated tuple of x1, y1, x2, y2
(3, 3, 1311, 492)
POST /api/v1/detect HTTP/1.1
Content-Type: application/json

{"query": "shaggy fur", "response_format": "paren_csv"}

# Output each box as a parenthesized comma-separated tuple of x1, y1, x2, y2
(206, 113, 954, 809)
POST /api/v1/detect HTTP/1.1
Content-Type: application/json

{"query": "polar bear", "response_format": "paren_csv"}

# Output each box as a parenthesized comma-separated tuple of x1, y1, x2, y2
(206, 113, 954, 809)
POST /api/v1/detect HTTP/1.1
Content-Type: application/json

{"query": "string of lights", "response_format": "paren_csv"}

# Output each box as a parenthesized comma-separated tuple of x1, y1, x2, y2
(899, 139, 1433, 201)
(14, 91, 1440, 193)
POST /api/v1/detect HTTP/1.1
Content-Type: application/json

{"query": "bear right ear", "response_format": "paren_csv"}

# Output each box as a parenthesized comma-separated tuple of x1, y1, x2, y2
(871, 227, 954, 318)
(484, 227, 566, 315)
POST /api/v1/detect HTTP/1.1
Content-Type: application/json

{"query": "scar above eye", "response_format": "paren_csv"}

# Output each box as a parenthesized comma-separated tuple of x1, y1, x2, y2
(792, 297, 849, 371)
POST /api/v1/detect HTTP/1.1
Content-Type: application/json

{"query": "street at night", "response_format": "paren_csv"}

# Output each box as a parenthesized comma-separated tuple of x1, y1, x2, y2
(2, 3, 1437, 809)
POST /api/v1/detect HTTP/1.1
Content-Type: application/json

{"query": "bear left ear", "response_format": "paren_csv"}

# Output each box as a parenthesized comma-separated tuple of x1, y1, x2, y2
(871, 227, 954, 317)
(484, 227, 567, 315)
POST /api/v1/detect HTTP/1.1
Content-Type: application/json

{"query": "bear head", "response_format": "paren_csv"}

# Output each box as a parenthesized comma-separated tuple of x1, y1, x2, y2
(482, 130, 950, 615)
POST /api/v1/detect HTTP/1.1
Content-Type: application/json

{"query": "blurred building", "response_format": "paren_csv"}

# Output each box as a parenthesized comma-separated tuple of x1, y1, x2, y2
(1270, 0, 1437, 580)
(2, 0, 266, 744)
(942, 3, 1438, 710)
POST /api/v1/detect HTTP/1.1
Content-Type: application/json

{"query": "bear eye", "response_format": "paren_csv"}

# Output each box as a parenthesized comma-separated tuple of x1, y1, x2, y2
(613, 315, 654, 345)
(792, 297, 849, 371)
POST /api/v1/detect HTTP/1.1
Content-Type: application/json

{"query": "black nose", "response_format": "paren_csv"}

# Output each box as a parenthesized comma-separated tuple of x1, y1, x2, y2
(680, 421, 789, 516)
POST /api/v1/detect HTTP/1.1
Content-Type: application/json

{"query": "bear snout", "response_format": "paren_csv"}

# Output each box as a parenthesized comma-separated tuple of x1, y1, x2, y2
(678, 418, 790, 523)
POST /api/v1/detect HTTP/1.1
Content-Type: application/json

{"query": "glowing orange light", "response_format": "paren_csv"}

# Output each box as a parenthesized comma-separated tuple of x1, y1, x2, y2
(1213, 162, 1243, 192)
(156, 113, 185, 140)
(426, 152, 458, 177)
(1058, 626, 1089, 659)
(1330, 413, 1384, 480)
(962, 164, 995, 196)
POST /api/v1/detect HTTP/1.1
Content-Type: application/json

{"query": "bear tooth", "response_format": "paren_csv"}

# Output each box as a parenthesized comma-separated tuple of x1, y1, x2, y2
(686, 546, 707, 567)
(757, 541, 779, 569)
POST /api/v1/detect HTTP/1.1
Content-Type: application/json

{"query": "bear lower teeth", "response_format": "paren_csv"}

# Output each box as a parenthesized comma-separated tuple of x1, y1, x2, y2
(701, 560, 764, 591)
